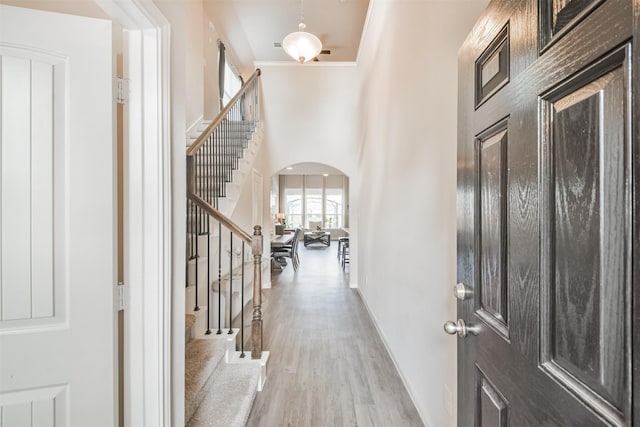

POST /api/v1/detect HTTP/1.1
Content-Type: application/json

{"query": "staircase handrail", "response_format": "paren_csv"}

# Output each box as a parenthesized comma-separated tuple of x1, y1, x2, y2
(187, 68, 261, 157)
(186, 186, 252, 243)
(186, 67, 264, 359)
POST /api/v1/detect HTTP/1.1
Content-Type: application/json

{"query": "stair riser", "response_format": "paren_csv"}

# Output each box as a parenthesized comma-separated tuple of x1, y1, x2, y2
(185, 291, 228, 333)
(195, 140, 247, 146)
(191, 160, 240, 168)
(192, 137, 253, 146)
(193, 173, 234, 181)
(193, 154, 245, 163)
(194, 144, 248, 153)
(211, 134, 252, 141)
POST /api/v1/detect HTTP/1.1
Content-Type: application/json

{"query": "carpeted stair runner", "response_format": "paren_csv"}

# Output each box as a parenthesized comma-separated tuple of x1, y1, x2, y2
(185, 314, 196, 344)
(185, 338, 227, 423)
(185, 315, 263, 427)
(187, 362, 261, 427)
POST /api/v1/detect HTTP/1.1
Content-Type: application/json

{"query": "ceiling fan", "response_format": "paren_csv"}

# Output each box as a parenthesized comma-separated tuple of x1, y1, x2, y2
(312, 49, 331, 62)
(273, 42, 330, 62)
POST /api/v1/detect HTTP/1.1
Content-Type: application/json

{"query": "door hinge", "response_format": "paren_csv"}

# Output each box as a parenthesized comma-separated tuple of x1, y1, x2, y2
(116, 77, 129, 104)
(117, 282, 126, 311)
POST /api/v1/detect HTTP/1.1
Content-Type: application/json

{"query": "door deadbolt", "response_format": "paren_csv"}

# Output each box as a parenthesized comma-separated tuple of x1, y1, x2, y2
(453, 283, 473, 300)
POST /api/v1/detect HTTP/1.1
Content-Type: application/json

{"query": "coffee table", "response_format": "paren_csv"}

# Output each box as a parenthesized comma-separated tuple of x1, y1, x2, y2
(303, 231, 330, 247)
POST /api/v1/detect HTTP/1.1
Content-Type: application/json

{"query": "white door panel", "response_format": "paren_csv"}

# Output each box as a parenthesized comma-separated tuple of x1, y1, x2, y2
(0, 5, 115, 426)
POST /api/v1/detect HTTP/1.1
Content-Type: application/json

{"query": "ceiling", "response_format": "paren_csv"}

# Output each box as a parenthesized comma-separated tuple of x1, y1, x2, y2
(205, 0, 370, 65)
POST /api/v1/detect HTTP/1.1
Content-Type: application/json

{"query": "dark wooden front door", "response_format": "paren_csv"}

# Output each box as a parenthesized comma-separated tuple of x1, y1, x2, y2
(456, 0, 638, 424)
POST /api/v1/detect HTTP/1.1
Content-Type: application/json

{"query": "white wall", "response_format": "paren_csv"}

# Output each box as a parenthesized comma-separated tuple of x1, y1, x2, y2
(228, 142, 276, 287)
(203, 0, 255, 78)
(203, 11, 221, 120)
(156, 0, 204, 131)
(257, 63, 360, 284)
(258, 64, 359, 176)
(152, 1, 208, 424)
(185, 0, 204, 129)
(356, 1, 486, 426)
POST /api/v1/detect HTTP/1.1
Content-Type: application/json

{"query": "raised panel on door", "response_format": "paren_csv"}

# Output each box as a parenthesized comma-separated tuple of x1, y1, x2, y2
(540, 44, 631, 425)
(0, 51, 61, 329)
(475, 366, 509, 426)
(539, 0, 605, 50)
(475, 24, 510, 108)
(0, 6, 115, 426)
(0, 385, 68, 426)
(458, 0, 636, 425)
(475, 119, 509, 340)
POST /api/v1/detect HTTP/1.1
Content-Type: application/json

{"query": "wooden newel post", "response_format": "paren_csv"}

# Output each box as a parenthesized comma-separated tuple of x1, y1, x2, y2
(251, 225, 263, 359)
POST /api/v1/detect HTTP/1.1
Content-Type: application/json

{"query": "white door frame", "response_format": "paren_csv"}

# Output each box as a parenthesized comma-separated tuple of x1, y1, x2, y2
(94, 1, 172, 425)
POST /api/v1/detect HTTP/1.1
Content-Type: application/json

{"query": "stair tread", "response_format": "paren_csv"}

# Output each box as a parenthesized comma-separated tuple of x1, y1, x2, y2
(186, 362, 261, 427)
(185, 314, 197, 344)
(185, 338, 227, 422)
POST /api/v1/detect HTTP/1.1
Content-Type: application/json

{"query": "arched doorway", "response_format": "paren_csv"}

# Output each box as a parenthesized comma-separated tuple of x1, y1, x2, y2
(270, 162, 349, 235)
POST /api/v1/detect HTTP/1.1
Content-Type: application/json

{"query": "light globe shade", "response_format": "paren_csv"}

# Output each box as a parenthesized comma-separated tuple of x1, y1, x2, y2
(282, 23, 322, 63)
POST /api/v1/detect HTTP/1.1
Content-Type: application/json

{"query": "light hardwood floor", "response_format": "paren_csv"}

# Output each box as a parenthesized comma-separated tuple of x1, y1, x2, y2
(246, 243, 424, 427)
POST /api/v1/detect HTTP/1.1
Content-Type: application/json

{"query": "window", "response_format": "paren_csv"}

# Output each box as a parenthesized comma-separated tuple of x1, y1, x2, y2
(325, 175, 345, 228)
(325, 191, 344, 228)
(285, 189, 303, 227)
(222, 62, 241, 106)
(280, 174, 348, 229)
(283, 175, 303, 227)
(304, 176, 323, 228)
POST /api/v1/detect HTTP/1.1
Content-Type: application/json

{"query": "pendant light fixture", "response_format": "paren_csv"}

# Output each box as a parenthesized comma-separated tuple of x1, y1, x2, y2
(282, 0, 322, 63)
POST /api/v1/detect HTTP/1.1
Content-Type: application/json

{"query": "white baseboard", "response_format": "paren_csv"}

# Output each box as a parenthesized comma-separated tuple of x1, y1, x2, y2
(349, 281, 358, 289)
(355, 288, 432, 427)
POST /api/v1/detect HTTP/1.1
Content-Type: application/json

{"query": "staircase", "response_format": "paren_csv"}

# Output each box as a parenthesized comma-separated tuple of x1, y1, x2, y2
(185, 69, 268, 427)
(185, 318, 262, 427)
(186, 120, 264, 217)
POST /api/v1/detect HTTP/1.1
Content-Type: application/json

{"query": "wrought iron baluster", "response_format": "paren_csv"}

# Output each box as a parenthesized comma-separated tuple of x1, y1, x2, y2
(217, 221, 222, 335)
(211, 134, 215, 206)
(235, 105, 240, 169)
(233, 106, 238, 170)
(185, 69, 263, 357)
(229, 231, 234, 334)
(224, 118, 229, 193)
(185, 199, 190, 289)
(213, 131, 219, 209)
(205, 141, 211, 334)
(194, 203, 200, 312)
(240, 241, 246, 358)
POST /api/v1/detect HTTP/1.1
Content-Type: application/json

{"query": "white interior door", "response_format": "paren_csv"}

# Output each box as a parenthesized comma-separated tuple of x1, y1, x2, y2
(0, 5, 115, 426)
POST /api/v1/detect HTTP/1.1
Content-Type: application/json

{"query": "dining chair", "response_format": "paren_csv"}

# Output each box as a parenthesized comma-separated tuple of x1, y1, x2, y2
(337, 237, 349, 260)
(272, 228, 302, 271)
(341, 240, 350, 270)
